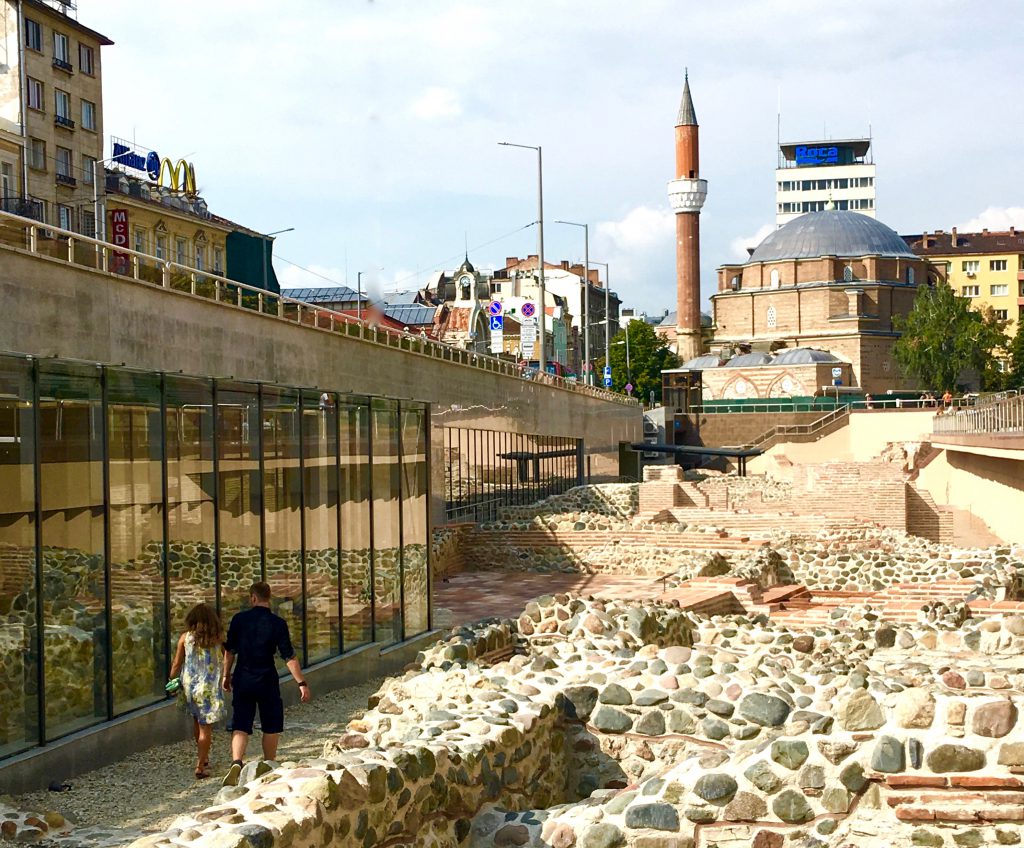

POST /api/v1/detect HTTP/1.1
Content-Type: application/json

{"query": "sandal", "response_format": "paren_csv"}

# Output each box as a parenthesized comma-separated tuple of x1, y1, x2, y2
(195, 761, 211, 779)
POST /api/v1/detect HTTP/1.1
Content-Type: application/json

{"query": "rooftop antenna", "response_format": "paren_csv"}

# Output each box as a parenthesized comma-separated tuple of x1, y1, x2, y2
(776, 84, 782, 167)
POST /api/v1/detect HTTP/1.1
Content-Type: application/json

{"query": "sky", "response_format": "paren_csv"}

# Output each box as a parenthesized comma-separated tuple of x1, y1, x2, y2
(88, 0, 1024, 313)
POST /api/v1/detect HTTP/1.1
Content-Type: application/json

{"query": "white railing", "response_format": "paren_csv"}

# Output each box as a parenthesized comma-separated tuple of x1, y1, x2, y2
(933, 391, 1024, 436)
(0, 208, 637, 407)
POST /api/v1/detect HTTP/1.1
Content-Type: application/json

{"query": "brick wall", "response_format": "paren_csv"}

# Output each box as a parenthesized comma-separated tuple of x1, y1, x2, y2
(790, 461, 907, 529)
(906, 485, 954, 544)
(690, 411, 825, 447)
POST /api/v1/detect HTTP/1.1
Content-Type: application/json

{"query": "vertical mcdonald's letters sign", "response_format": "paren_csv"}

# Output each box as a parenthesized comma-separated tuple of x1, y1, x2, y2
(111, 209, 130, 274)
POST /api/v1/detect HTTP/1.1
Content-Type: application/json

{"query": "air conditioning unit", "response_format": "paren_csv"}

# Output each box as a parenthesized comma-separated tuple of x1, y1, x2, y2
(966, 271, 976, 278)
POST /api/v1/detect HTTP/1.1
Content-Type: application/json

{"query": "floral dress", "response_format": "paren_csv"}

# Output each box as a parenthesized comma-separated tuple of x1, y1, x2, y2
(180, 632, 226, 725)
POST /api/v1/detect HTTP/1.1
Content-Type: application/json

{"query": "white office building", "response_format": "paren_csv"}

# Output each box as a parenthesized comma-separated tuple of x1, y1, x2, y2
(775, 138, 875, 227)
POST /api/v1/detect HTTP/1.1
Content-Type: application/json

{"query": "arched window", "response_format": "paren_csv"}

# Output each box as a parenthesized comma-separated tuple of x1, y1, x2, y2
(770, 269, 780, 289)
(906, 266, 915, 285)
(767, 305, 777, 329)
(843, 265, 854, 283)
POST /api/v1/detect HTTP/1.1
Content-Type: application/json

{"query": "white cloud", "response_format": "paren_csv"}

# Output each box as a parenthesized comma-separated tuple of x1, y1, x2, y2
(592, 205, 677, 312)
(596, 205, 674, 251)
(730, 223, 774, 260)
(410, 87, 463, 121)
(960, 207, 1024, 231)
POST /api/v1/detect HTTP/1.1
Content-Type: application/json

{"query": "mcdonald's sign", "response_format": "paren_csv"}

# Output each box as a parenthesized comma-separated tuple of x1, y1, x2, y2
(157, 158, 197, 195)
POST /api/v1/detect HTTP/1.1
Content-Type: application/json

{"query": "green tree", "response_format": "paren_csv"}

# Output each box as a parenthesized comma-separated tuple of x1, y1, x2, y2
(893, 283, 1008, 392)
(595, 320, 678, 403)
(1007, 322, 1024, 390)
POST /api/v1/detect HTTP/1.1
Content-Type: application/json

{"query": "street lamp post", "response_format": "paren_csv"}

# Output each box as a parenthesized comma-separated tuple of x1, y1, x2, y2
(262, 227, 294, 291)
(615, 325, 632, 394)
(555, 220, 590, 384)
(590, 260, 612, 376)
(499, 142, 546, 369)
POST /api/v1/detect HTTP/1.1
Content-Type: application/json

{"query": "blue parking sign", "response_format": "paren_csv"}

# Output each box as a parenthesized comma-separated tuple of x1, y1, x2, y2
(604, 376, 613, 388)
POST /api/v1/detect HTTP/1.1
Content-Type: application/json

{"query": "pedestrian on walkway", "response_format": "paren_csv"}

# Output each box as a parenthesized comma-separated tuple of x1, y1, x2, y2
(169, 603, 227, 780)
(221, 582, 311, 786)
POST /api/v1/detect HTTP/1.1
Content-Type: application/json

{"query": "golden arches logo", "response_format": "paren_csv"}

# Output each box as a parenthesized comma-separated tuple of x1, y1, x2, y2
(157, 157, 197, 195)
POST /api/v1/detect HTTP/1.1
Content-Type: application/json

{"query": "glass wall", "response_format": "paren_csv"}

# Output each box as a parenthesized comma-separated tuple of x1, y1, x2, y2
(371, 399, 401, 646)
(303, 391, 339, 663)
(0, 357, 38, 758)
(107, 369, 166, 716)
(38, 362, 107, 740)
(0, 351, 431, 763)
(340, 399, 372, 649)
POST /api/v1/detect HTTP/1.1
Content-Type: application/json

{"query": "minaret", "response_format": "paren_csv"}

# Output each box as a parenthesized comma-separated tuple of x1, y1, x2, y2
(667, 71, 707, 362)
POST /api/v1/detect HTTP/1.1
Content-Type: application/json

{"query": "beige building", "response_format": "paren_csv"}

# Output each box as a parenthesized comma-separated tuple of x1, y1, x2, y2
(0, 0, 111, 234)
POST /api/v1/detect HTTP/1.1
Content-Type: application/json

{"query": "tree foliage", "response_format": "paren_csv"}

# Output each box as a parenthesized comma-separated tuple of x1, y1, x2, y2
(893, 283, 1008, 392)
(1007, 323, 1024, 391)
(595, 320, 678, 403)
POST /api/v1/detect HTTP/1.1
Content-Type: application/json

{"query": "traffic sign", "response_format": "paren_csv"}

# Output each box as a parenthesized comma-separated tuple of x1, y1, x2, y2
(603, 365, 612, 378)
(489, 315, 504, 331)
(521, 301, 536, 318)
(625, 383, 634, 395)
(831, 366, 842, 378)
(488, 301, 503, 317)
(603, 376, 613, 388)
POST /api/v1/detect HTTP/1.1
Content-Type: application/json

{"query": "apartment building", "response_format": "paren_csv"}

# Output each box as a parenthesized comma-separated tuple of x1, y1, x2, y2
(775, 138, 875, 227)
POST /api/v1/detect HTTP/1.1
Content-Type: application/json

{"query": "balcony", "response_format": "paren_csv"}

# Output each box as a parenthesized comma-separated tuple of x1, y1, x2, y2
(54, 114, 75, 130)
(55, 172, 76, 187)
(0, 196, 45, 222)
(52, 57, 73, 73)
(1017, 269, 1024, 282)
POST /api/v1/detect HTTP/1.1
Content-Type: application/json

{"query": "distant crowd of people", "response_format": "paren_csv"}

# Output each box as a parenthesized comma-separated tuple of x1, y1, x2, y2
(862, 390, 953, 410)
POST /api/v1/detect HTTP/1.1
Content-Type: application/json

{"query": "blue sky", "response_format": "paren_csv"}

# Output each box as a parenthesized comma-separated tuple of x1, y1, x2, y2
(89, 0, 1023, 312)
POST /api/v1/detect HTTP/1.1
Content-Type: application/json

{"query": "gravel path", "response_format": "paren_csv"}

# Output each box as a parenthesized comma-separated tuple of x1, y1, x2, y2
(11, 677, 385, 845)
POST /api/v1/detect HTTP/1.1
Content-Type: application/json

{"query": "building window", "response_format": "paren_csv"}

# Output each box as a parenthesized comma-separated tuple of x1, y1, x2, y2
(991, 284, 1008, 296)
(79, 43, 94, 75)
(53, 32, 71, 69)
(24, 18, 41, 51)
(155, 235, 167, 261)
(82, 155, 96, 185)
(769, 269, 780, 289)
(906, 267, 915, 285)
(962, 260, 980, 274)
(196, 244, 205, 271)
(57, 204, 72, 231)
(81, 99, 96, 131)
(766, 305, 777, 329)
(29, 138, 45, 171)
(175, 237, 187, 265)
(80, 210, 95, 239)
(993, 309, 1009, 321)
(134, 228, 145, 255)
(27, 77, 43, 111)
(961, 285, 980, 297)
(214, 247, 224, 274)
(55, 89, 72, 122)
(843, 265, 854, 282)
(55, 147, 74, 185)
(990, 259, 1008, 272)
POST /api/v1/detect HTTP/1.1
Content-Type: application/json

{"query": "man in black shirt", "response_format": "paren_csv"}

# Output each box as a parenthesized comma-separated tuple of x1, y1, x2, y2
(221, 582, 310, 785)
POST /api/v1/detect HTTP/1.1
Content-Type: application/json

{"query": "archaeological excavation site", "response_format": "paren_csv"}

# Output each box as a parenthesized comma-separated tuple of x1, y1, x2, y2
(71, 462, 1023, 848)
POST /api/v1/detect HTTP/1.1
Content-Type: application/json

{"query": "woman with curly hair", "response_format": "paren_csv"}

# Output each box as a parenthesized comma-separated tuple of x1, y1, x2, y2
(170, 603, 226, 779)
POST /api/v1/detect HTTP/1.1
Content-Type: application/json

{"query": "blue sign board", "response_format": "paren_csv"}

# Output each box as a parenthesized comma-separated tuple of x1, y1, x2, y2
(603, 365, 612, 378)
(112, 142, 162, 180)
(603, 376, 613, 388)
(488, 301, 503, 316)
(795, 145, 839, 166)
(489, 316, 503, 331)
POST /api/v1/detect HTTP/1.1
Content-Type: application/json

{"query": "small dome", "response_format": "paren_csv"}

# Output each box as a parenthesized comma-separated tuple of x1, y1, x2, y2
(771, 348, 842, 366)
(749, 210, 916, 263)
(681, 354, 723, 369)
(725, 352, 772, 368)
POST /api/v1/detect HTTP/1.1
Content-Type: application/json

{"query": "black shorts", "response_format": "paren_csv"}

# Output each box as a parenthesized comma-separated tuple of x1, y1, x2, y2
(231, 682, 284, 735)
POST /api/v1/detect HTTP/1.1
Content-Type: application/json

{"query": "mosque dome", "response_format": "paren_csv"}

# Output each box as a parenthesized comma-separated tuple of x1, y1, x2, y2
(749, 210, 916, 263)
(771, 348, 843, 366)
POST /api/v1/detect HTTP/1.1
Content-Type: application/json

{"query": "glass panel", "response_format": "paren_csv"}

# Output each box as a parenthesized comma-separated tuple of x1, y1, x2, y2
(371, 398, 401, 645)
(38, 362, 106, 740)
(0, 356, 39, 757)
(339, 399, 371, 649)
(262, 386, 302, 670)
(400, 405, 429, 637)
(303, 391, 338, 663)
(165, 376, 215, 636)
(107, 369, 166, 716)
(216, 383, 262, 625)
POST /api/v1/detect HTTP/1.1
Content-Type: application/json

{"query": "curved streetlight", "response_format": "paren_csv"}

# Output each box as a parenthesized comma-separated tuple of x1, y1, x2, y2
(499, 142, 546, 368)
(262, 227, 294, 291)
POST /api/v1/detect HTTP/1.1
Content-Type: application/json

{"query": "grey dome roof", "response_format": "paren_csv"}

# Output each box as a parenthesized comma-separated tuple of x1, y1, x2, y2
(749, 211, 917, 263)
(725, 352, 772, 368)
(681, 354, 723, 369)
(772, 348, 842, 366)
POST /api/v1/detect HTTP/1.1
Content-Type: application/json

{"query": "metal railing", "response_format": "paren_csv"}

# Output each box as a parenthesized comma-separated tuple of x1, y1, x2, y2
(0, 207, 636, 406)
(740, 404, 851, 451)
(933, 390, 1024, 436)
